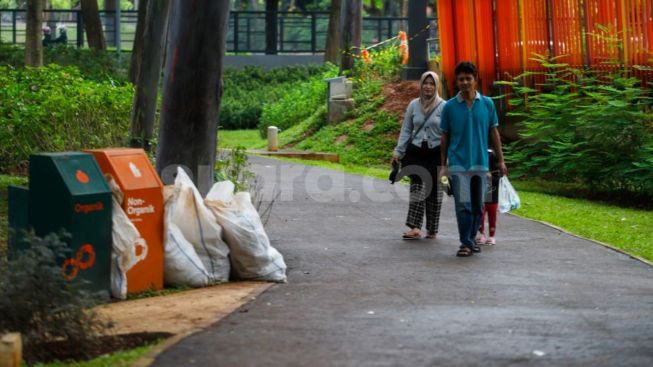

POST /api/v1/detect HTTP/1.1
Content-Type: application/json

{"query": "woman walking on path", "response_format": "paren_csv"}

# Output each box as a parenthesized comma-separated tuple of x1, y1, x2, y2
(392, 71, 446, 240)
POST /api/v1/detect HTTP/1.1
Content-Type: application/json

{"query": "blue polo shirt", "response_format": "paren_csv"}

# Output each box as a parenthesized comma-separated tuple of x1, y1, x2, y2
(440, 91, 498, 172)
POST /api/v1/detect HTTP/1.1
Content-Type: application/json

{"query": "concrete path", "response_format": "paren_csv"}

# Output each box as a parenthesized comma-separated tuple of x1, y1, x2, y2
(153, 156, 653, 367)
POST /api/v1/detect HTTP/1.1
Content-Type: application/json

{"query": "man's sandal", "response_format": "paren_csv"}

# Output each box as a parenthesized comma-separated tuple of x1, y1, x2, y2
(472, 244, 482, 253)
(426, 231, 437, 239)
(456, 247, 473, 257)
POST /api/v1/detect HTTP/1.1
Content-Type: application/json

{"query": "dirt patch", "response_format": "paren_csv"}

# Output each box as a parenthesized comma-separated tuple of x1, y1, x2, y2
(96, 281, 271, 336)
(335, 134, 348, 144)
(362, 120, 375, 132)
(381, 81, 420, 121)
(24, 332, 172, 365)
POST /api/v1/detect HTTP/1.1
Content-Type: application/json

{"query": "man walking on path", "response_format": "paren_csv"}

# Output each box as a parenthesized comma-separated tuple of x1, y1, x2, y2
(440, 61, 508, 257)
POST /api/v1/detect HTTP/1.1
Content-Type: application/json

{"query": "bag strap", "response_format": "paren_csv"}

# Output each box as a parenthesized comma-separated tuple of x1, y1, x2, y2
(410, 99, 443, 140)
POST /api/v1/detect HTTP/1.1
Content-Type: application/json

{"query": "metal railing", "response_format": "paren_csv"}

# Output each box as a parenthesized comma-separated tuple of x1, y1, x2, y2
(0, 9, 437, 54)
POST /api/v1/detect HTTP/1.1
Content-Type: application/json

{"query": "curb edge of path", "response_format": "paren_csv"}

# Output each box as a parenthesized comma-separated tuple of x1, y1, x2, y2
(509, 212, 653, 268)
(129, 283, 275, 367)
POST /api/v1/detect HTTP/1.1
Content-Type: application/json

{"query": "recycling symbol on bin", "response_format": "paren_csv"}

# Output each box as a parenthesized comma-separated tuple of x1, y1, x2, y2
(61, 243, 96, 281)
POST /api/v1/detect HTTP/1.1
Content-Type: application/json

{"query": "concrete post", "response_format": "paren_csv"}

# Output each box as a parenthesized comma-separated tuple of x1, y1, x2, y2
(0, 333, 22, 367)
(267, 126, 279, 152)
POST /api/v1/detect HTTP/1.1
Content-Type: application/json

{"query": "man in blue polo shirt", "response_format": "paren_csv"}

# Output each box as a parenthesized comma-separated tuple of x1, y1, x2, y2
(440, 61, 508, 257)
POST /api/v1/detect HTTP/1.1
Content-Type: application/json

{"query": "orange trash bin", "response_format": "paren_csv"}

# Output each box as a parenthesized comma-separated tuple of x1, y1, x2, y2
(85, 148, 164, 293)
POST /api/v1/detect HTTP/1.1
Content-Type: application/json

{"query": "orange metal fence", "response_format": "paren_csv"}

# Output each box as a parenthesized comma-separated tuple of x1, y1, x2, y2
(437, 0, 653, 97)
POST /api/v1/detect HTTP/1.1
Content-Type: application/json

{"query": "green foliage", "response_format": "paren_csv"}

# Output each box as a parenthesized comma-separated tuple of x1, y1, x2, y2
(220, 65, 335, 130)
(352, 44, 403, 81)
(215, 146, 256, 192)
(0, 64, 133, 174)
(258, 64, 338, 137)
(0, 232, 112, 363)
(0, 42, 127, 82)
(501, 52, 653, 198)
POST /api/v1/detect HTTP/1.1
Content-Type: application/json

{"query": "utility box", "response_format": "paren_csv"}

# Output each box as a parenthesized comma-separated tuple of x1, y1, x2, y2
(85, 148, 164, 293)
(28, 152, 112, 294)
(7, 186, 29, 260)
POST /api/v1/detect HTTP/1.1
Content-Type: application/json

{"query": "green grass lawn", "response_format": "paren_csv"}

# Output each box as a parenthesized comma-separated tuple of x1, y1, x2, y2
(218, 129, 266, 150)
(511, 190, 653, 262)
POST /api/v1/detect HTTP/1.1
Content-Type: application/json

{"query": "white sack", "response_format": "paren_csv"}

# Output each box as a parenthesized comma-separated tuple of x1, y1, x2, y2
(165, 168, 230, 283)
(205, 181, 287, 283)
(107, 176, 148, 299)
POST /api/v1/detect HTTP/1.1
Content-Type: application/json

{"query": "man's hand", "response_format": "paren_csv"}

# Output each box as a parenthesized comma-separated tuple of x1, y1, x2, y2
(391, 156, 400, 166)
(439, 164, 448, 180)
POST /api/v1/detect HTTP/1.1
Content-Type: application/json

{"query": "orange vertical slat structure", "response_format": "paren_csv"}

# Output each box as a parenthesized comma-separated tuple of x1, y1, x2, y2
(437, 0, 653, 100)
(473, 0, 496, 95)
(495, 0, 523, 78)
(437, 0, 457, 95)
(437, 0, 496, 96)
(551, 0, 585, 67)
(520, 0, 549, 77)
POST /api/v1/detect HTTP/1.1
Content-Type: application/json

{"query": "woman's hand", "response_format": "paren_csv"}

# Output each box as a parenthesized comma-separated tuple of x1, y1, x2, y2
(391, 156, 400, 165)
(499, 161, 508, 176)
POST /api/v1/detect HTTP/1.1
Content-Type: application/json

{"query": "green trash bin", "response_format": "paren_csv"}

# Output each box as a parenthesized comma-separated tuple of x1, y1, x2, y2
(7, 185, 30, 260)
(28, 152, 112, 294)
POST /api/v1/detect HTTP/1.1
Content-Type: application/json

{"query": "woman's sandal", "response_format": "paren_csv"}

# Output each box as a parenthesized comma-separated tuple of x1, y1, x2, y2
(402, 231, 422, 240)
(456, 247, 473, 257)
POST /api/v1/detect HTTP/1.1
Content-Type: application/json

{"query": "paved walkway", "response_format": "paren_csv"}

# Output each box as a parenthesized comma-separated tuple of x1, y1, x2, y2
(154, 156, 653, 367)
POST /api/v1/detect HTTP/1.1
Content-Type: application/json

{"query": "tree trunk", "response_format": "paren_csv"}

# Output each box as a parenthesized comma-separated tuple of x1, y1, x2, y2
(104, 0, 116, 47)
(265, 0, 278, 54)
(25, 0, 44, 67)
(340, 0, 361, 72)
(156, 0, 231, 195)
(129, 0, 171, 151)
(324, 0, 341, 64)
(80, 0, 106, 51)
(129, 0, 149, 83)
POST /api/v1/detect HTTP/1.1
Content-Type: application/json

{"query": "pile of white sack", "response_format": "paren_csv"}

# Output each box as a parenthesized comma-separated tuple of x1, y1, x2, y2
(108, 168, 286, 298)
(163, 168, 286, 286)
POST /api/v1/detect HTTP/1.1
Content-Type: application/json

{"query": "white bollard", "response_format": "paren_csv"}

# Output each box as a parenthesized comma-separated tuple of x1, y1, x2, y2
(267, 126, 279, 152)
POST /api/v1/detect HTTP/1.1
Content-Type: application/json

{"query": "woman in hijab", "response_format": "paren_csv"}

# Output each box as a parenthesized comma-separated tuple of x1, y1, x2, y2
(391, 71, 445, 240)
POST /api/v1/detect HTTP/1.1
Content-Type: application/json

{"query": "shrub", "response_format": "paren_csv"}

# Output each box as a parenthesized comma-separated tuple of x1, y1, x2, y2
(500, 52, 653, 197)
(351, 44, 403, 82)
(0, 232, 112, 363)
(220, 64, 334, 130)
(0, 42, 127, 83)
(0, 64, 133, 174)
(258, 64, 338, 137)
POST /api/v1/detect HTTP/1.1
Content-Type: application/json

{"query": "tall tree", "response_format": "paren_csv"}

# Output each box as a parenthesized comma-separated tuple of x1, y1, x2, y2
(324, 0, 341, 64)
(156, 0, 231, 194)
(129, 0, 149, 83)
(129, 0, 171, 151)
(80, 0, 106, 51)
(265, 0, 278, 54)
(25, 0, 43, 67)
(340, 0, 361, 72)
